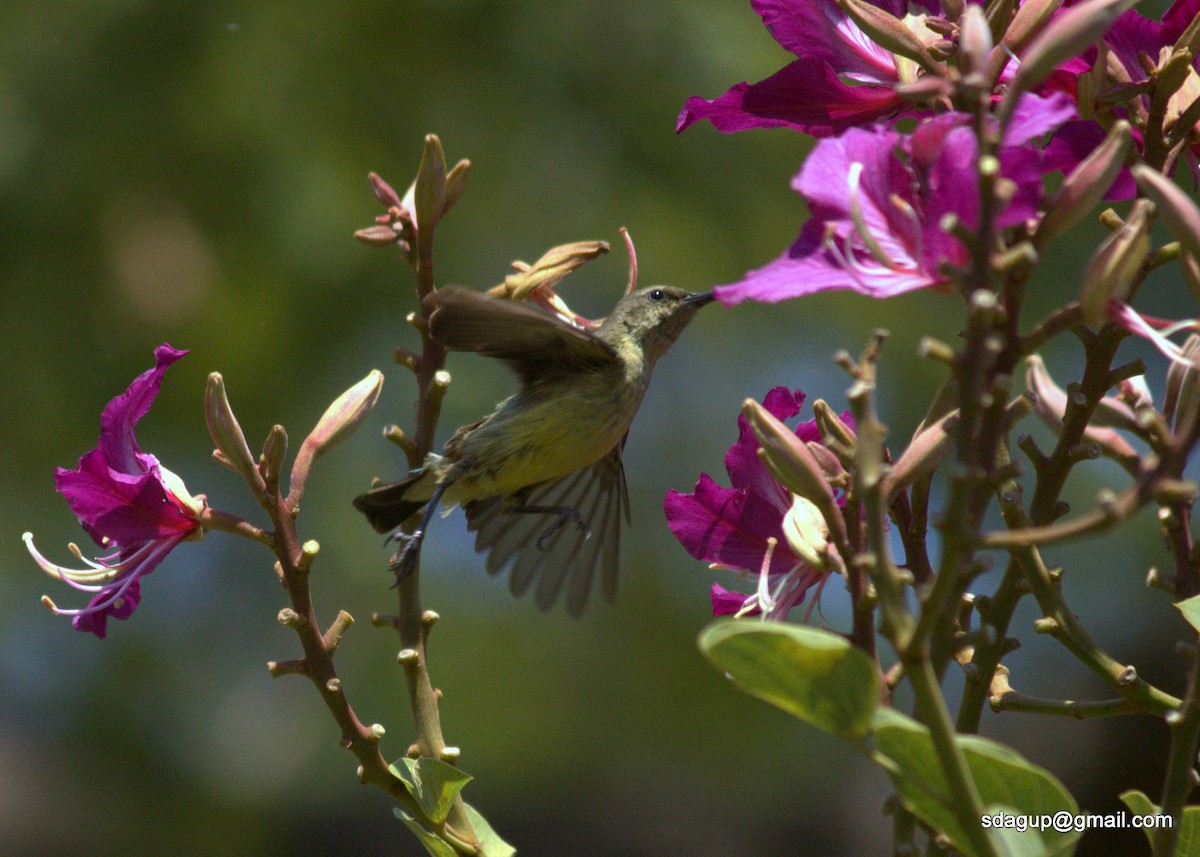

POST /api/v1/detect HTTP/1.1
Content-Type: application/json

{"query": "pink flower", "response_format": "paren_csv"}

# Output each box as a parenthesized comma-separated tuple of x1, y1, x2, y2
(665, 387, 850, 619)
(24, 344, 204, 638)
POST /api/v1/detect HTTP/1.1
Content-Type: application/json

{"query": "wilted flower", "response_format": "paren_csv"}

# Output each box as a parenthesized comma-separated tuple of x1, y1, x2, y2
(665, 387, 851, 619)
(24, 344, 204, 638)
(714, 93, 1075, 304)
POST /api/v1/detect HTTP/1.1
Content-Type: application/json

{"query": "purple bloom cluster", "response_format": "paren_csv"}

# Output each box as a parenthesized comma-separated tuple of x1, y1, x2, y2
(668, 0, 1200, 619)
(679, 0, 1198, 303)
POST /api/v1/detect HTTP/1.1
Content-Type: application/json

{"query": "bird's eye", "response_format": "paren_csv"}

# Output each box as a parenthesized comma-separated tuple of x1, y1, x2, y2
(649, 289, 665, 302)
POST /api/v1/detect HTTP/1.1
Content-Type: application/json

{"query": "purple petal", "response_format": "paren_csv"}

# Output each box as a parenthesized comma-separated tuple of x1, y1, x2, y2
(715, 223, 941, 304)
(711, 583, 757, 617)
(678, 59, 906, 138)
(725, 387, 806, 496)
(1163, 0, 1200, 41)
(55, 452, 196, 546)
(1002, 92, 1078, 147)
(752, 0, 903, 81)
(665, 476, 800, 574)
(1045, 121, 1138, 200)
(98, 344, 188, 476)
(72, 578, 142, 639)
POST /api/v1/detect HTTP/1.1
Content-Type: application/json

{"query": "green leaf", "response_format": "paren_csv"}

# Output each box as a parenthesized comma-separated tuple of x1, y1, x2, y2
(1120, 789, 1200, 855)
(983, 805, 1052, 857)
(1176, 595, 1200, 634)
(698, 619, 878, 738)
(873, 709, 1079, 857)
(394, 808, 458, 857)
(390, 757, 473, 825)
(395, 801, 517, 857)
(464, 802, 518, 857)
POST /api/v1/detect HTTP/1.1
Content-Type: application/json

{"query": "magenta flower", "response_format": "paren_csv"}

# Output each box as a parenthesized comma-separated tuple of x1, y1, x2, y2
(24, 344, 205, 638)
(678, 0, 949, 137)
(1045, 0, 1200, 198)
(665, 387, 851, 620)
(713, 93, 1075, 304)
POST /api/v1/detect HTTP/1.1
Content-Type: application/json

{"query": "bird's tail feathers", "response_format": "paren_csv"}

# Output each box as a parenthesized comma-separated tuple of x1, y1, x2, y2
(353, 467, 439, 533)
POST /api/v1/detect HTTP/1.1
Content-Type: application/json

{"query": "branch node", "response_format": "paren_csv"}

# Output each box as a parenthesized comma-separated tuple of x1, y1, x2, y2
(267, 658, 306, 678)
(277, 608, 308, 628)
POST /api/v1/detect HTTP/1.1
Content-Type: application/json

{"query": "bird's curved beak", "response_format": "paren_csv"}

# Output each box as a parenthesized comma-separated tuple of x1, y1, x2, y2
(683, 291, 715, 307)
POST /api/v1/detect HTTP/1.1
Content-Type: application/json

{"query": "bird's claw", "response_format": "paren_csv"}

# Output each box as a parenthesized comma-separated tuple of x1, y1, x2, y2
(387, 529, 424, 584)
(535, 508, 590, 551)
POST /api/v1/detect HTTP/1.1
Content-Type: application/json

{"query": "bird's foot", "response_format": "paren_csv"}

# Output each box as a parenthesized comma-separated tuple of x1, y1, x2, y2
(386, 529, 425, 584)
(535, 506, 591, 550)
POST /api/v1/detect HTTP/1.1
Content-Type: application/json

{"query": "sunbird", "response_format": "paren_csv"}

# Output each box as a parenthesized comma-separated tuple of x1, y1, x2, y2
(354, 283, 713, 615)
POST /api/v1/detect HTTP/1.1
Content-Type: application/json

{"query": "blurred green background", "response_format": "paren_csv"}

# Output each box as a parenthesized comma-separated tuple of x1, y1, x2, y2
(0, 1, 1192, 855)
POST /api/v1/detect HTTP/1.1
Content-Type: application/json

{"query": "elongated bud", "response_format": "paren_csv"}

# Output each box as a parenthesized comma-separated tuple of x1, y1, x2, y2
(742, 399, 838, 509)
(1079, 198, 1153, 327)
(958, 5, 992, 76)
(1134, 166, 1200, 302)
(443, 158, 471, 219)
(489, 240, 610, 301)
(1037, 121, 1131, 247)
(1026, 355, 1137, 462)
(836, 0, 941, 77)
(205, 373, 259, 482)
(1165, 335, 1200, 429)
(369, 171, 403, 209)
(1009, 0, 1139, 95)
(302, 370, 384, 460)
(813, 400, 858, 454)
(262, 424, 288, 489)
(957, 5, 992, 75)
(414, 134, 447, 232)
(988, 0, 1063, 84)
(887, 409, 956, 497)
(781, 496, 831, 570)
(1155, 49, 1197, 115)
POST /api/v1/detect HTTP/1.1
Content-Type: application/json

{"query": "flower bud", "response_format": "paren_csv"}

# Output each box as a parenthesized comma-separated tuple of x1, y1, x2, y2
(1164, 334, 1200, 430)
(989, 0, 1063, 84)
(204, 373, 259, 482)
(1009, 0, 1139, 95)
(1134, 166, 1200, 298)
(302, 370, 384, 461)
(368, 171, 403, 209)
(262, 424, 288, 487)
(836, 0, 941, 78)
(781, 495, 831, 570)
(887, 409, 956, 497)
(813, 400, 857, 456)
(742, 399, 838, 510)
(1158, 48, 1196, 107)
(1026, 355, 1138, 462)
(1036, 121, 1131, 248)
(488, 240, 611, 301)
(443, 158, 471, 219)
(413, 134, 448, 233)
(354, 224, 403, 246)
(958, 5, 992, 76)
(1079, 198, 1152, 327)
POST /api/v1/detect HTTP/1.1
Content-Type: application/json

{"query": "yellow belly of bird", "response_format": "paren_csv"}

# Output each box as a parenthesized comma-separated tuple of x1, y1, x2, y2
(442, 381, 638, 505)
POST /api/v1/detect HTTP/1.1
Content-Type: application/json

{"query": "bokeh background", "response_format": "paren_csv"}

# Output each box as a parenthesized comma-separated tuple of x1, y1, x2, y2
(0, 1, 1191, 855)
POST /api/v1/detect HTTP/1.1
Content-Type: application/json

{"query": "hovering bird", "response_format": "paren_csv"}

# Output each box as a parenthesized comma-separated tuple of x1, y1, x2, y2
(354, 283, 713, 615)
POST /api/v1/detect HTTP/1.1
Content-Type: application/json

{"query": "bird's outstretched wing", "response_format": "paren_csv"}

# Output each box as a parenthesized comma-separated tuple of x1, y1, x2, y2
(463, 445, 631, 617)
(424, 286, 618, 385)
